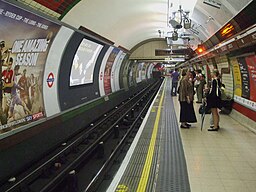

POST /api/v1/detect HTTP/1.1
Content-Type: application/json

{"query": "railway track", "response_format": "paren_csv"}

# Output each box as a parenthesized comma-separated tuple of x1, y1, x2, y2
(1, 79, 163, 192)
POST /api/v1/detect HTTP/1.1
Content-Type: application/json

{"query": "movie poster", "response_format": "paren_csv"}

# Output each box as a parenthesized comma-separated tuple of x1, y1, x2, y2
(0, 0, 60, 132)
(103, 48, 119, 95)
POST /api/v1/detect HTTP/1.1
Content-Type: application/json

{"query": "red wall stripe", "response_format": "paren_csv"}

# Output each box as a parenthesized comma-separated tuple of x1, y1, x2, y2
(233, 102, 256, 121)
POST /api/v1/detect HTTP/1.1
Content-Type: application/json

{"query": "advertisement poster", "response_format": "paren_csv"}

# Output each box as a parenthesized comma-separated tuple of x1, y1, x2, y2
(245, 55, 256, 102)
(112, 52, 126, 92)
(116, 52, 126, 89)
(147, 63, 154, 79)
(232, 55, 256, 111)
(231, 58, 242, 97)
(132, 63, 138, 85)
(0, 1, 60, 132)
(146, 63, 151, 79)
(141, 63, 147, 80)
(98, 47, 113, 96)
(110, 50, 122, 93)
(103, 48, 119, 95)
(136, 62, 143, 83)
(127, 61, 133, 87)
(119, 55, 129, 90)
(69, 38, 103, 86)
(237, 57, 250, 99)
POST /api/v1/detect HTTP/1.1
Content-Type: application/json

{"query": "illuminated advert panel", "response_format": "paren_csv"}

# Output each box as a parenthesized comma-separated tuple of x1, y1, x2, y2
(69, 38, 103, 87)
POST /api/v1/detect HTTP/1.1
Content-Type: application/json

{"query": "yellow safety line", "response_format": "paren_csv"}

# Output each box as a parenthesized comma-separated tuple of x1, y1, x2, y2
(136, 80, 166, 192)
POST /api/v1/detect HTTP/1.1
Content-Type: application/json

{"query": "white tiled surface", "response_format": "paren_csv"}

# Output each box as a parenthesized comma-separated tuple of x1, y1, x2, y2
(173, 97, 256, 192)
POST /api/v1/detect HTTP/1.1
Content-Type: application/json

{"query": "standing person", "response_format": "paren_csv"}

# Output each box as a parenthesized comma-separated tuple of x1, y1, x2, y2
(201, 74, 206, 92)
(195, 69, 203, 103)
(198, 72, 206, 103)
(171, 68, 179, 96)
(206, 69, 222, 131)
(178, 69, 197, 128)
(190, 70, 196, 86)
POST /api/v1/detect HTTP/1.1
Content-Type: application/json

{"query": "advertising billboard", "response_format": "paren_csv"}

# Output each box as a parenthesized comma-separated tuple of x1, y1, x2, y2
(232, 54, 256, 111)
(99, 46, 113, 96)
(103, 48, 120, 95)
(111, 51, 126, 92)
(147, 63, 154, 79)
(136, 62, 144, 83)
(0, 0, 60, 132)
(69, 38, 103, 87)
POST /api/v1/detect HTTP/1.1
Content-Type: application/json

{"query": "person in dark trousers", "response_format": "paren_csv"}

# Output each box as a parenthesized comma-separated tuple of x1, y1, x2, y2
(206, 69, 222, 131)
(171, 68, 179, 96)
(178, 69, 197, 128)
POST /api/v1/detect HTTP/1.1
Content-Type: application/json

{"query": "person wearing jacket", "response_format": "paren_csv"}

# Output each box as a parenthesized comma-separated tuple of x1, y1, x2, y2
(178, 69, 197, 128)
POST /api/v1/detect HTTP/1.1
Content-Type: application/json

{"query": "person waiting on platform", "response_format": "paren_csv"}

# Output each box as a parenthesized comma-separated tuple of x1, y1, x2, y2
(178, 69, 197, 128)
(171, 68, 179, 96)
(206, 69, 222, 131)
(194, 69, 205, 103)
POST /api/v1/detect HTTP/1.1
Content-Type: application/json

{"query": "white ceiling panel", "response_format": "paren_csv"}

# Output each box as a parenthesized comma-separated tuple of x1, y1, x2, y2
(61, 0, 253, 50)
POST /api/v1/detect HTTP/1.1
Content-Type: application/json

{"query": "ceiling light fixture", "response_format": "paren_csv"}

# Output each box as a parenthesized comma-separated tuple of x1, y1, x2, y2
(169, 5, 192, 30)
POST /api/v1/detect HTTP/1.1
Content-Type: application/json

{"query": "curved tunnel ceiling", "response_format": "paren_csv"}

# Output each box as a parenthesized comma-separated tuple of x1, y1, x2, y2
(19, 0, 252, 50)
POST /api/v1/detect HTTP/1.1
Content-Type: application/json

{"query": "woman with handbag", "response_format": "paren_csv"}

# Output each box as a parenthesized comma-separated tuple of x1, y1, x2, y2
(178, 69, 197, 128)
(206, 69, 222, 131)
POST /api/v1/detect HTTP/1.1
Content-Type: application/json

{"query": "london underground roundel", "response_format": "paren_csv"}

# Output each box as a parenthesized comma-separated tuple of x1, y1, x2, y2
(47, 72, 54, 88)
